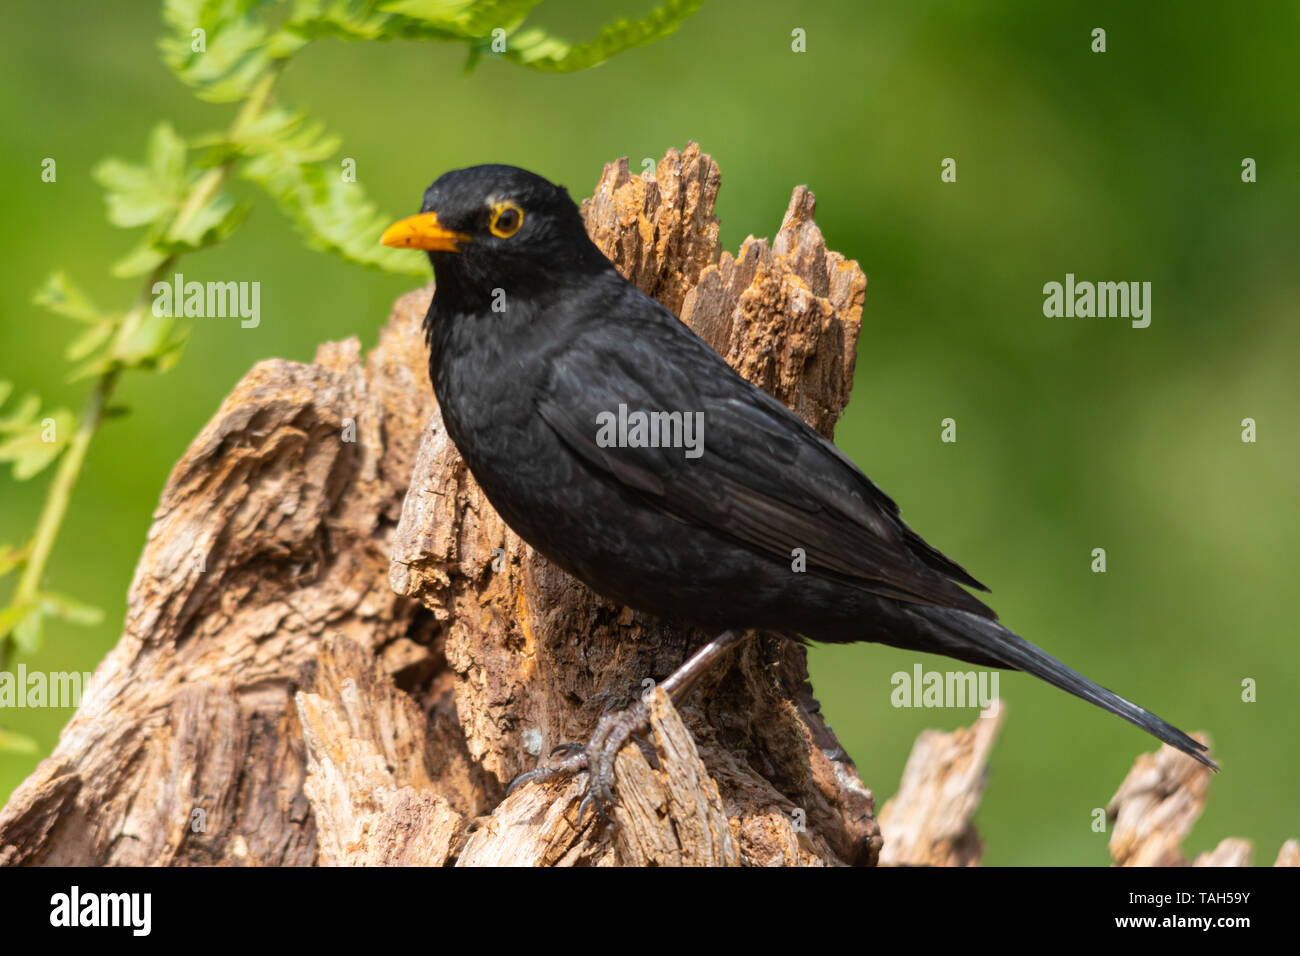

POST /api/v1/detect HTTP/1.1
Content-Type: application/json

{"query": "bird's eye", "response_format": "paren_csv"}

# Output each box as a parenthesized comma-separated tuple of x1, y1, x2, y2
(489, 201, 524, 239)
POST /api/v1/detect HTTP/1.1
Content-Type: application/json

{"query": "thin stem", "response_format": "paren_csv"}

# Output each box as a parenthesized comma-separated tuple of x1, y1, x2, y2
(3, 370, 120, 673)
(167, 67, 280, 242)
(0, 65, 284, 671)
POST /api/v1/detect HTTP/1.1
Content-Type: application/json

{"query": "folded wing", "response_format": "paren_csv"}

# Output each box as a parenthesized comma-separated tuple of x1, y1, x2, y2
(536, 305, 995, 619)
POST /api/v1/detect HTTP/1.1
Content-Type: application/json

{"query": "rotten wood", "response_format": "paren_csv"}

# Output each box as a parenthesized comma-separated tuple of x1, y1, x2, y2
(1106, 734, 1296, 867)
(0, 323, 436, 865)
(387, 143, 876, 866)
(877, 705, 1004, 866)
(2, 143, 1284, 868)
(0, 144, 877, 866)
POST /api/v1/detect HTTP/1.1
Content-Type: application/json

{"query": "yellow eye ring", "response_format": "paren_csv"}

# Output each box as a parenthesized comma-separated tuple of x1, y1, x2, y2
(489, 200, 524, 238)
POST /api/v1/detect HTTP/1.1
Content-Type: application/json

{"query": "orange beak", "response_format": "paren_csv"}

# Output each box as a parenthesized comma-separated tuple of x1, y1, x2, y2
(380, 212, 472, 252)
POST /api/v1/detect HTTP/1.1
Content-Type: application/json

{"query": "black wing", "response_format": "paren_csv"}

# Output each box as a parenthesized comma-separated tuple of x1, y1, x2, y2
(535, 296, 995, 618)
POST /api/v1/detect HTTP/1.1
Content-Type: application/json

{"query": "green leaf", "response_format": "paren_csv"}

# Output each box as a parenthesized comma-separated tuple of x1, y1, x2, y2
(237, 109, 340, 166)
(162, 194, 250, 252)
(0, 393, 40, 432)
(279, 0, 394, 41)
(228, 106, 307, 151)
(0, 729, 39, 756)
(380, 0, 544, 36)
(150, 120, 189, 182)
(504, 0, 704, 72)
(150, 322, 194, 374)
(161, 0, 277, 103)
(111, 238, 171, 279)
(114, 310, 179, 370)
(38, 591, 104, 627)
(65, 322, 117, 362)
(94, 161, 178, 228)
(244, 148, 429, 277)
(67, 354, 118, 383)
(380, 0, 703, 71)
(96, 123, 246, 269)
(0, 409, 75, 480)
(86, 297, 191, 376)
(93, 123, 190, 230)
(32, 272, 109, 324)
(276, 0, 461, 46)
(11, 606, 43, 655)
(0, 602, 33, 638)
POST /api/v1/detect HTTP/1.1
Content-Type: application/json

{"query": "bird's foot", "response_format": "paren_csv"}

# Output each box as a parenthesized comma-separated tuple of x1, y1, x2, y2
(507, 700, 657, 824)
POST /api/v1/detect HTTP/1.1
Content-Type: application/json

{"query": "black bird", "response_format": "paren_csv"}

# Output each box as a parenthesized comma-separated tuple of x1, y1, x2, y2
(382, 164, 1216, 813)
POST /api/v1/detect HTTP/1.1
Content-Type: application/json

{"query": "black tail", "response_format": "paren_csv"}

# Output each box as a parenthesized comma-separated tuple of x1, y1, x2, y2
(906, 606, 1218, 770)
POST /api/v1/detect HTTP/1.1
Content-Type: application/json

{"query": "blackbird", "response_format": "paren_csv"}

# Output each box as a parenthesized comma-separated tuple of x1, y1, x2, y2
(382, 164, 1215, 814)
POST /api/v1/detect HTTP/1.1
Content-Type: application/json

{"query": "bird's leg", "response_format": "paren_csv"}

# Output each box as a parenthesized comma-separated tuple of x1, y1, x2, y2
(507, 629, 752, 822)
(659, 628, 752, 701)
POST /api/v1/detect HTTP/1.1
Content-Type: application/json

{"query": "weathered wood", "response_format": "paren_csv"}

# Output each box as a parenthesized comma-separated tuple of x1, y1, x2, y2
(1275, 839, 1300, 867)
(1105, 734, 1296, 867)
(0, 322, 435, 865)
(877, 706, 1004, 866)
(388, 143, 877, 866)
(296, 633, 464, 866)
(1193, 838, 1253, 868)
(0, 143, 878, 866)
(6, 142, 1276, 867)
(1107, 734, 1215, 867)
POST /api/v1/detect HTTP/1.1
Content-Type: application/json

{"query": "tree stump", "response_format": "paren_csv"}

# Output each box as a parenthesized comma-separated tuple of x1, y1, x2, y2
(0, 143, 880, 866)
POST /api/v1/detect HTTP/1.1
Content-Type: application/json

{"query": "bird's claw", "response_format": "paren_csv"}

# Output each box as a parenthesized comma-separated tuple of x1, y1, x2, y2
(506, 700, 654, 825)
(504, 747, 588, 797)
(630, 732, 660, 770)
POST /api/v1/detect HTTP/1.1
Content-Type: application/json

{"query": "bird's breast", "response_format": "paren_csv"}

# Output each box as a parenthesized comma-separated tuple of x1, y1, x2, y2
(429, 306, 555, 468)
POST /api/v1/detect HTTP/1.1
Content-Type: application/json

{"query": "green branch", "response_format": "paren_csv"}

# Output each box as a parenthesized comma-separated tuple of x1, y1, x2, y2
(3, 373, 118, 676)
(0, 70, 285, 673)
(0, 0, 701, 750)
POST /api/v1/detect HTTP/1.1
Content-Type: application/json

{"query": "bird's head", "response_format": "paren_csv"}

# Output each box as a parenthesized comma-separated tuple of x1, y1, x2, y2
(381, 164, 610, 305)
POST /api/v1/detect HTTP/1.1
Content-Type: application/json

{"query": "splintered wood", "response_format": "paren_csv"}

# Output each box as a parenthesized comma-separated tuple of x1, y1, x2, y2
(387, 142, 876, 866)
(1107, 735, 1216, 866)
(1104, 734, 1291, 868)
(878, 706, 1004, 866)
(0, 328, 434, 865)
(0, 143, 877, 866)
(1, 143, 1285, 867)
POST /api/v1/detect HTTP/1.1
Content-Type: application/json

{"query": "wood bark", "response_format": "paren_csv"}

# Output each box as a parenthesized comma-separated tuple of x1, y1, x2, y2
(877, 705, 1004, 866)
(385, 144, 876, 866)
(0, 144, 877, 866)
(1104, 733, 1296, 867)
(1, 143, 1287, 867)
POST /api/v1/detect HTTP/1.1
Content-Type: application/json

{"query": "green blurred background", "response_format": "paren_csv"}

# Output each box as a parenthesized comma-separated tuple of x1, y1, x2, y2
(1, 1, 1296, 864)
